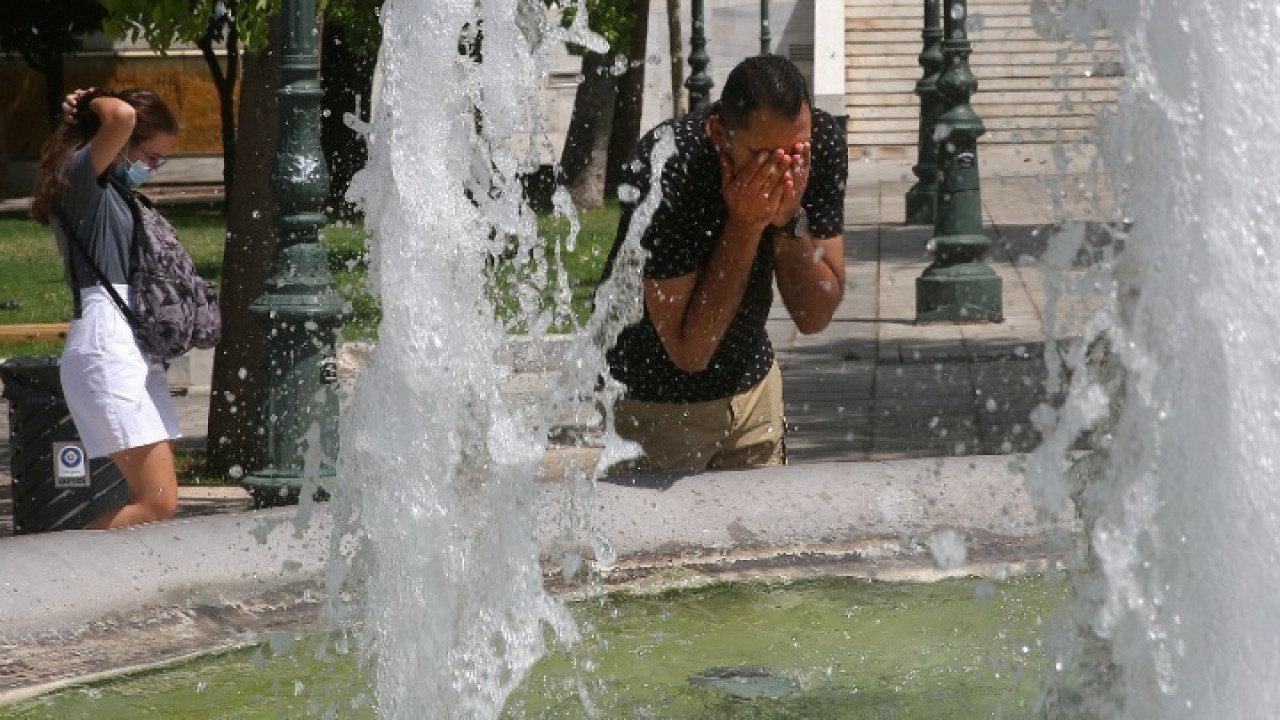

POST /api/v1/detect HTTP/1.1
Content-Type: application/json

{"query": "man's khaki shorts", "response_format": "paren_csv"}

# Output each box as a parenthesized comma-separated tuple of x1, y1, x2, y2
(611, 362, 786, 473)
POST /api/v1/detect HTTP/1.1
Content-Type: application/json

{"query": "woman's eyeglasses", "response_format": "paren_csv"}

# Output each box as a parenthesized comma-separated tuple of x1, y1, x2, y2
(122, 145, 168, 171)
(136, 146, 168, 171)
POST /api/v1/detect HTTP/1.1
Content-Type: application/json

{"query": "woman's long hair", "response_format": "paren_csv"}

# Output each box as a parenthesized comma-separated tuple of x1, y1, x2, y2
(30, 89, 179, 225)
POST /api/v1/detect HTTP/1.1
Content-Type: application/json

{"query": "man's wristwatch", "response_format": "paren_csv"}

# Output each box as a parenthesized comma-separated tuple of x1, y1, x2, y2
(777, 208, 809, 238)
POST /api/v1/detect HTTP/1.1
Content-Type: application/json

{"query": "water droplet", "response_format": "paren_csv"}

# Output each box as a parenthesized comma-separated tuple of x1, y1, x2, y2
(930, 529, 967, 569)
(617, 184, 640, 203)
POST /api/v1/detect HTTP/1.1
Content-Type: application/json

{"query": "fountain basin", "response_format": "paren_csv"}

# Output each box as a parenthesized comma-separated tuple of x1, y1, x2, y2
(3, 573, 1063, 717)
(0, 454, 1061, 704)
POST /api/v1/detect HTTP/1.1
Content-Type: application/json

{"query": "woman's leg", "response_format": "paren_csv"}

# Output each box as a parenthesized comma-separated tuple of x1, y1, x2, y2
(89, 440, 179, 528)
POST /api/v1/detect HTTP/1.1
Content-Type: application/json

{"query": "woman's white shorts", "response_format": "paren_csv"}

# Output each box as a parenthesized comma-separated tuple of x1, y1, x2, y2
(60, 285, 181, 459)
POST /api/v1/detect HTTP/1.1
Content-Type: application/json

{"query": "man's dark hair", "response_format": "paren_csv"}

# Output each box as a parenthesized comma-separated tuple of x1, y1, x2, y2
(717, 55, 811, 129)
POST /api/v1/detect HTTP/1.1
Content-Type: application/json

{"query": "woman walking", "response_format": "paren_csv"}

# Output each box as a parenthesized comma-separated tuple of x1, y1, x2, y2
(30, 88, 182, 528)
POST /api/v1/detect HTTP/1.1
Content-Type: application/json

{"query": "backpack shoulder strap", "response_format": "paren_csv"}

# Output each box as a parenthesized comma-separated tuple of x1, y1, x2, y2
(104, 175, 147, 223)
(58, 214, 142, 330)
(104, 175, 152, 278)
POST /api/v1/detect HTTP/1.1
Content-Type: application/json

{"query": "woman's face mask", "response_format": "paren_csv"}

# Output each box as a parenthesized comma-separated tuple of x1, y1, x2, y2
(114, 157, 153, 189)
(114, 142, 167, 189)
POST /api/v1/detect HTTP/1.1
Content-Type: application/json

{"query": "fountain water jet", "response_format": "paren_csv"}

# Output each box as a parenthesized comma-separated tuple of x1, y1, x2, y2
(1031, 1, 1280, 716)
(321, 0, 634, 715)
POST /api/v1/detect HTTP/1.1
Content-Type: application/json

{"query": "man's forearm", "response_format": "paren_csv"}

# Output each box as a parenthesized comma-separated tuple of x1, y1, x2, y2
(652, 219, 765, 372)
(773, 232, 844, 334)
(677, 219, 766, 365)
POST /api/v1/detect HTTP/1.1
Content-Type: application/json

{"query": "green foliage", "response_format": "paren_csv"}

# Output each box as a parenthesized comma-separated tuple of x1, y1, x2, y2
(173, 448, 239, 485)
(101, 0, 278, 52)
(551, 0, 633, 56)
(0, 0, 108, 73)
(324, 0, 384, 57)
(101, 0, 380, 54)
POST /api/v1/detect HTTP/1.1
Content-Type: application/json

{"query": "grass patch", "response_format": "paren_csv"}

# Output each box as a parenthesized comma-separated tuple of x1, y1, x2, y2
(317, 202, 621, 339)
(0, 201, 622, 358)
(0, 205, 228, 359)
(322, 219, 381, 342)
(4, 202, 623, 484)
(174, 447, 240, 485)
(488, 201, 621, 332)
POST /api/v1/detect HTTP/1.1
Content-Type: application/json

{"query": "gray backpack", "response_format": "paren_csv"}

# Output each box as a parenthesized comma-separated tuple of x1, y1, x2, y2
(65, 178, 222, 360)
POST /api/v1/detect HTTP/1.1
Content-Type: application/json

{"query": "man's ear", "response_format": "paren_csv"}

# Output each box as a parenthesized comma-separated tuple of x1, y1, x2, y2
(706, 115, 729, 153)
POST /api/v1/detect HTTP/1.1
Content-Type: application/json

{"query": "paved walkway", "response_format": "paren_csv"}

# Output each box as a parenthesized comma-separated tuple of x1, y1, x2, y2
(0, 147, 1117, 535)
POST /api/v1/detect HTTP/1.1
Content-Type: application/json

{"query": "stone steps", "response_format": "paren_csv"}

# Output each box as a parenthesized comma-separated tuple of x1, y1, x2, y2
(844, 0, 1124, 157)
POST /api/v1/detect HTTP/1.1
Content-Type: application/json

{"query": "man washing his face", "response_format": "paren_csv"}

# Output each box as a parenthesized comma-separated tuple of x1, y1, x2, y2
(603, 55, 849, 472)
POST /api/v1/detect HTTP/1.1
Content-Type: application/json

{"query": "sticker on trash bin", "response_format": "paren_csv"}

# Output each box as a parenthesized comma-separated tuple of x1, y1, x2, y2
(320, 355, 338, 384)
(53, 442, 89, 488)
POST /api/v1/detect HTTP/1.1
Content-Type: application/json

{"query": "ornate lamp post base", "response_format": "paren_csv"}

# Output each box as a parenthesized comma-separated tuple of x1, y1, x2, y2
(241, 292, 343, 506)
(243, 468, 336, 505)
(914, 0, 1002, 323)
(916, 251, 1003, 323)
(240, 0, 343, 506)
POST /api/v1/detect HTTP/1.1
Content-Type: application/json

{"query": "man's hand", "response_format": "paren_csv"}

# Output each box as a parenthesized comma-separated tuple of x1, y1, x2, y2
(770, 141, 811, 228)
(720, 149, 791, 233)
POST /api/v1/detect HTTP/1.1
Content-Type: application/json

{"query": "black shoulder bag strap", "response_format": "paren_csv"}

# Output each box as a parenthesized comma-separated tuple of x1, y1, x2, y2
(60, 179, 143, 330)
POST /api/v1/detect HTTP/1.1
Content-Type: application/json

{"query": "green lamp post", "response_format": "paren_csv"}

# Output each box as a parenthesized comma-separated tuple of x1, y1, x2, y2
(686, 0, 714, 111)
(905, 0, 943, 225)
(759, 0, 772, 55)
(915, 0, 1002, 323)
(241, 0, 344, 504)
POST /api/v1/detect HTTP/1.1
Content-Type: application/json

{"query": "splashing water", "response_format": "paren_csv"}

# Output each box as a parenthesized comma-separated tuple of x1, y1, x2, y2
(317, 0, 642, 715)
(1031, 1, 1280, 716)
(308, 0, 1280, 716)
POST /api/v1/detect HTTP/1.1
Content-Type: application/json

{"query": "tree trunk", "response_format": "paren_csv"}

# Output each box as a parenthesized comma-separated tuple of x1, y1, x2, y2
(0, 111, 9, 198)
(606, 0, 650, 198)
(41, 53, 64, 129)
(321, 19, 375, 219)
(205, 32, 282, 476)
(195, 18, 239, 194)
(558, 52, 617, 209)
(666, 0, 686, 117)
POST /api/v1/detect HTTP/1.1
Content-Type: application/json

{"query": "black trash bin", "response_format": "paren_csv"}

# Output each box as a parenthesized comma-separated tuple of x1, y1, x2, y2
(0, 356, 128, 534)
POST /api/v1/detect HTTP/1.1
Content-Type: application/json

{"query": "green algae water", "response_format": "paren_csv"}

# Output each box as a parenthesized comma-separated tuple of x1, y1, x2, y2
(2, 575, 1062, 718)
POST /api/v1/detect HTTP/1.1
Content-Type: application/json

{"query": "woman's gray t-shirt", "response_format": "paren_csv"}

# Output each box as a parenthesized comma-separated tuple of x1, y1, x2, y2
(52, 146, 134, 289)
